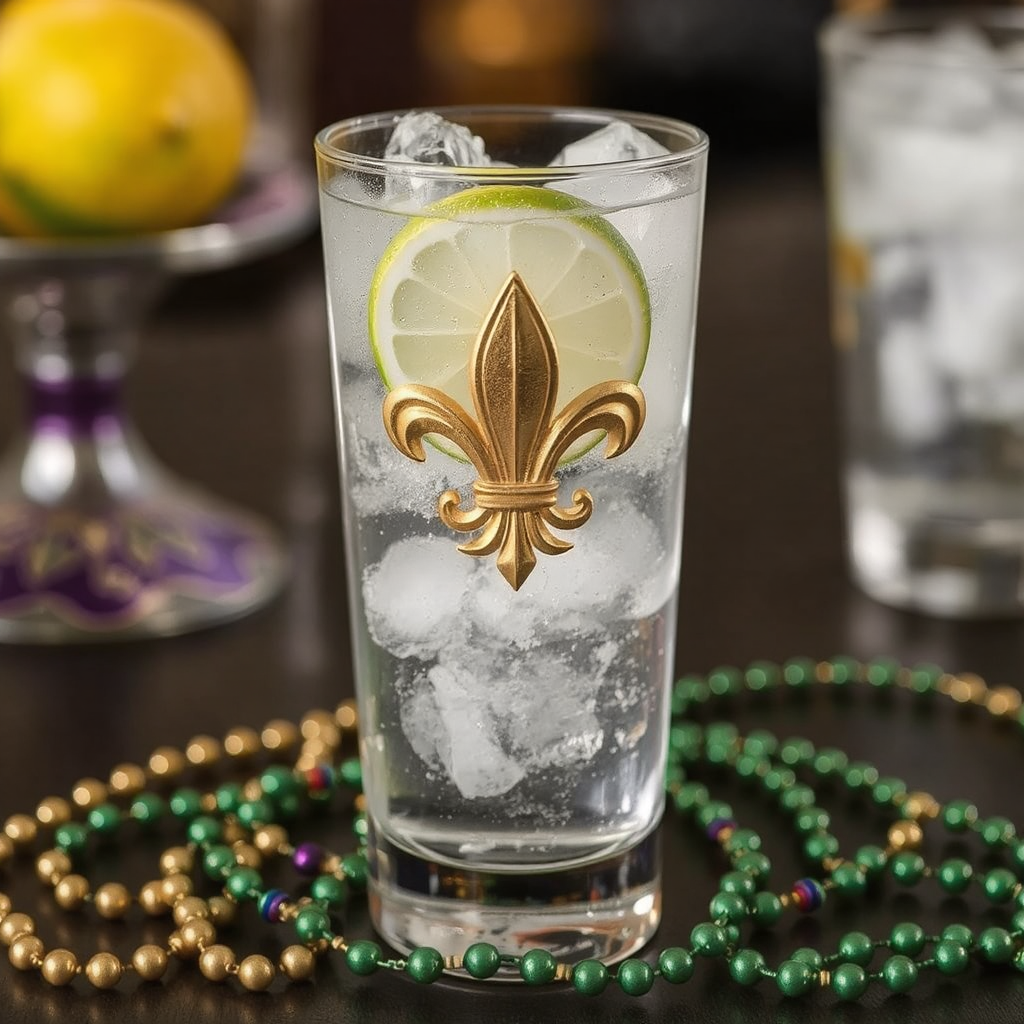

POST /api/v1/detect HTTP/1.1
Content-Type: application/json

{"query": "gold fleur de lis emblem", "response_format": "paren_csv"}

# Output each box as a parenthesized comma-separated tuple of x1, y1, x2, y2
(382, 272, 646, 590)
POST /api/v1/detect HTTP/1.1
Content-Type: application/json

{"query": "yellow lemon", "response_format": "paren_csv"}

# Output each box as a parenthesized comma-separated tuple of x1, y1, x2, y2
(0, 0, 252, 236)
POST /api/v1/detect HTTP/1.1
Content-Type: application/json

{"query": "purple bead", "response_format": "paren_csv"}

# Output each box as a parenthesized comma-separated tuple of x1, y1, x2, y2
(292, 841, 324, 876)
(791, 878, 824, 912)
(707, 817, 738, 841)
(258, 888, 290, 922)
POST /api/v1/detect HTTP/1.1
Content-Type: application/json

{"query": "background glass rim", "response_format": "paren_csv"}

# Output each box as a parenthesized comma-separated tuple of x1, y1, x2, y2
(819, 6, 1024, 66)
(314, 105, 709, 182)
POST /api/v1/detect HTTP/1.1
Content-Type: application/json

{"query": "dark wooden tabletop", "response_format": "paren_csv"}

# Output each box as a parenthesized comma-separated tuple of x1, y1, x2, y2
(2, 155, 1024, 1024)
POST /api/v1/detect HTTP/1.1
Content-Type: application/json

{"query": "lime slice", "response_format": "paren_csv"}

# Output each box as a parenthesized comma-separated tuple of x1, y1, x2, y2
(368, 184, 651, 462)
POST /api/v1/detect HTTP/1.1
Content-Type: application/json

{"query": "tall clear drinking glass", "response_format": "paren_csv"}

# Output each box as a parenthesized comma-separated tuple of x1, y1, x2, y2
(315, 108, 707, 964)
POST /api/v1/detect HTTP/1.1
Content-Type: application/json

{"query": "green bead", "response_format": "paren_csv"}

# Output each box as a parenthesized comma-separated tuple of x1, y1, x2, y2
(725, 924, 741, 946)
(54, 822, 89, 854)
(215, 782, 244, 814)
(310, 875, 349, 907)
(751, 892, 783, 927)
(277, 793, 302, 820)
(762, 768, 796, 793)
(779, 785, 816, 812)
(186, 815, 222, 845)
(889, 852, 925, 886)
(340, 854, 368, 887)
(339, 758, 363, 787)
(463, 942, 501, 979)
(203, 844, 235, 880)
(708, 666, 742, 696)
(792, 948, 823, 969)
(872, 776, 907, 807)
(795, 807, 831, 835)
(943, 799, 978, 833)
(224, 867, 262, 902)
(658, 947, 694, 983)
(983, 867, 1018, 904)
(719, 870, 757, 897)
(832, 962, 868, 1001)
(130, 793, 166, 826)
(744, 661, 780, 690)
(980, 816, 1016, 848)
(169, 788, 203, 820)
(831, 861, 867, 899)
(346, 940, 381, 976)
(941, 924, 973, 948)
(938, 857, 973, 894)
(978, 927, 1015, 964)
(782, 657, 816, 686)
(742, 729, 779, 757)
(673, 782, 709, 813)
(882, 954, 917, 993)
(572, 959, 608, 995)
(709, 892, 748, 925)
(294, 905, 332, 942)
(520, 949, 558, 985)
(934, 940, 970, 976)
(690, 922, 728, 957)
(617, 958, 654, 996)
(86, 803, 121, 835)
(237, 798, 274, 828)
(812, 748, 848, 776)
(779, 738, 815, 766)
(1013, 842, 1024, 874)
(734, 851, 771, 882)
(776, 959, 816, 997)
(866, 658, 899, 687)
(729, 949, 765, 986)
(734, 754, 766, 780)
(828, 655, 861, 684)
(908, 663, 942, 692)
(696, 801, 733, 829)
(259, 765, 300, 799)
(803, 832, 840, 862)
(352, 814, 370, 839)
(889, 923, 926, 956)
(406, 946, 444, 984)
(854, 844, 888, 879)
(723, 828, 762, 853)
(838, 931, 875, 967)
(843, 762, 880, 790)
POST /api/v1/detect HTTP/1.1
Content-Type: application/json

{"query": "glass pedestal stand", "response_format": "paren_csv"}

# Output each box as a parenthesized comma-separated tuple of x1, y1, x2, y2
(0, 164, 316, 642)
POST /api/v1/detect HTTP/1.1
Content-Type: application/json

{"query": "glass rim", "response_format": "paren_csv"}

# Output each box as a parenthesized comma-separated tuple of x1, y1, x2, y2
(819, 6, 1024, 66)
(313, 105, 708, 181)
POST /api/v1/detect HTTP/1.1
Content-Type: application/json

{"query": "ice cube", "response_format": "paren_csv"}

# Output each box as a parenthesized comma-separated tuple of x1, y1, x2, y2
(877, 319, 952, 445)
(427, 662, 526, 799)
(362, 535, 476, 659)
(383, 111, 493, 209)
(549, 121, 669, 167)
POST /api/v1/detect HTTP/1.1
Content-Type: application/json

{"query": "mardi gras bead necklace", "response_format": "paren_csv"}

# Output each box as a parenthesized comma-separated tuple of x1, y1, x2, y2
(1, 656, 1023, 1000)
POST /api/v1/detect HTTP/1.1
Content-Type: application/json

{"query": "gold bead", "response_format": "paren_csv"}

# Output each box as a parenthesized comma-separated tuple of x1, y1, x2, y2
(887, 819, 924, 851)
(299, 737, 332, 761)
(4, 813, 37, 847)
(161, 874, 193, 904)
(353, 794, 368, 814)
(173, 897, 209, 926)
(294, 752, 318, 773)
(0, 912, 34, 945)
(301, 710, 335, 739)
(322, 855, 342, 874)
(54, 874, 90, 911)
(95, 882, 132, 920)
(336, 700, 358, 730)
(0, 834, 14, 866)
(179, 918, 216, 955)
(199, 944, 236, 982)
(253, 825, 288, 855)
(9, 934, 44, 971)
(132, 944, 169, 981)
(232, 843, 262, 869)
(243, 779, 264, 803)
(986, 685, 1023, 718)
(34, 797, 72, 828)
(148, 746, 187, 779)
(71, 778, 108, 809)
(946, 673, 987, 704)
(261, 719, 300, 752)
(159, 845, 194, 876)
(223, 727, 261, 759)
(109, 763, 147, 796)
(902, 791, 941, 820)
(41, 948, 79, 986)
(85, 951, 123, 989)
(222, 820, 247, 845)
(207, 896, 236, 926)
(279, 944, 316, 981)
(0, 892, 10, 920)
(35, 849, 71, 885)
(139, 880, 169, 916)
(238, 953, 275, 991)
(186, 735, 222, 768)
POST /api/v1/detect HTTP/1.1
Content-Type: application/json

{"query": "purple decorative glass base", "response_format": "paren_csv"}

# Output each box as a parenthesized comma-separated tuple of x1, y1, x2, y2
(0, 161, 315, 642)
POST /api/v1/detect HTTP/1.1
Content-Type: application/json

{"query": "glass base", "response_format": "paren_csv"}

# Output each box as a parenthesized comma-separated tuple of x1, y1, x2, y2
(0, 489, 285, 643)
(367, 826, 661, 967)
